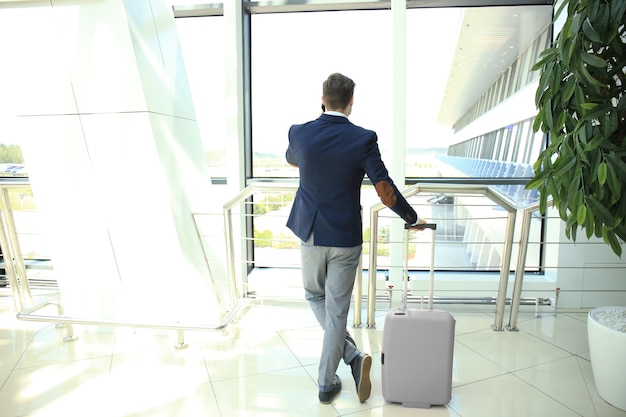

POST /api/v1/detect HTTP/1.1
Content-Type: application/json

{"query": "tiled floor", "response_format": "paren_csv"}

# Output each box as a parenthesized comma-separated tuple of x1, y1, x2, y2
(1, 296, 625, 417)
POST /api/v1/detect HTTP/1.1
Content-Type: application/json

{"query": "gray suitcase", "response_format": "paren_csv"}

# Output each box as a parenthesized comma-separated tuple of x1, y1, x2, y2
(381, 223, 455, 408)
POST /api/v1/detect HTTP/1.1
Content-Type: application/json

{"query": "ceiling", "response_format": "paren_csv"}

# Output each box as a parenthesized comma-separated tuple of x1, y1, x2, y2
(168, 1, 554, 129)
(437, 5, 553, 127)
(438, 6, 552, 126)
(0, 0, 553, 130)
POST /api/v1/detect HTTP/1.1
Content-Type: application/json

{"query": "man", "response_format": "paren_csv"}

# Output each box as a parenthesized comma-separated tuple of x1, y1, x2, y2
(286, 73, 425, 404)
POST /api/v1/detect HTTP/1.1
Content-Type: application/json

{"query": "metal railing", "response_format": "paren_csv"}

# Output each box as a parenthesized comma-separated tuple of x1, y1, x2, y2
(506, 197, 553, 331)
(0, 179, 33, 311)
(3, 179, 545, 346)
(225, 181, 537, 331)
(360, 183, 518, 330)
(223, 181, 300, 295)
(0, 179, 249, 348)
(16, 295, 249, 348)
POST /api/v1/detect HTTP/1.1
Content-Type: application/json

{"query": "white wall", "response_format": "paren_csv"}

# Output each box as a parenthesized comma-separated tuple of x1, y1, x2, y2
(545, 208, 626, 309)
(0, 0, 224, 323)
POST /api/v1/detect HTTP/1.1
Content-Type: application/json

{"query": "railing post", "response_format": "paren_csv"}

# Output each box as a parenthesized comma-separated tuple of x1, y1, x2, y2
(353, 250, 362, 327)
(367, 209, 379, 327)
(506, 208, 533, 331)
(353, 208, 364, 327)
(0, 186, 32, 310)
(506, 199, 551, 331)
(492, 209, 516, 331)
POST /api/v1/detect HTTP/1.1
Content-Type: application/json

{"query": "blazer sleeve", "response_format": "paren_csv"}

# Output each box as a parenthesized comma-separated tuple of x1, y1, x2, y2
(361, 132, 419, 224)
(286, 126, 298, 166)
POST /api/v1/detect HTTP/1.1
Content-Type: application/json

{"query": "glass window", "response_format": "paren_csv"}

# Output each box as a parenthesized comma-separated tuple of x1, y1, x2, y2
(0, 148, 26, 178)
(407, 5, 551, 179)
(0, 103, 26, 178)
(175, 15, 227, 178)
(251, 10, 392, 178)
(241, 4, 550, 272)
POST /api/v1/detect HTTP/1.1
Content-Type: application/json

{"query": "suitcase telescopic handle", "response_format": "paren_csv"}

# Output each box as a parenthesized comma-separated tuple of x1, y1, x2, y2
(403, 222, 437, 310)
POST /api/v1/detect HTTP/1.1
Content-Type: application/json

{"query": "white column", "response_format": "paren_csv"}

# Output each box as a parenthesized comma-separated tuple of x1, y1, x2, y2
(224, 1, 246, 194)
(0, 0, 221, 323)
(223, 1, 248, 289)
(389, 0, 408, 292)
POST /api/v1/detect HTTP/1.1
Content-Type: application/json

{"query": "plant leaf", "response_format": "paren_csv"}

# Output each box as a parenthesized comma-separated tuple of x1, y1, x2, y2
(577, 61, 605, 88)
(525, 174, 546, 190)
(533, 110, 543, 132)
(562, 76, 577, 104)
(544, 98, 554, 131)
(606, 154, 626, 181)
(606, 162, 620, 198)
(585, 135, 605, 151)
(611, 1, 626, 27)
(577, 204, 587, 225)
(587, 196, 617, 227)
(581, 50, 608, 67)
(553, 155, 577, 177)
(582, 16, 602, 43)
(598, 161, 607, 185)
(602, 228, 623, 257)
(567, 175, 581, 209)
(532, 48, 559, 72)
(579, 102, 599, 110)
(585, 208, 595, 238)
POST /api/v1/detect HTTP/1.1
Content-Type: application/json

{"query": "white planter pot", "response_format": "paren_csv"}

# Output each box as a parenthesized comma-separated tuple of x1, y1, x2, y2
(588, 306, 626, 411)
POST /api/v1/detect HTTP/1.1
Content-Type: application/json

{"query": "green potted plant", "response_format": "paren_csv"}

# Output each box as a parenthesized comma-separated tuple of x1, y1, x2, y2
(526, 0, 626, 257)
(527, 0, 626, 410)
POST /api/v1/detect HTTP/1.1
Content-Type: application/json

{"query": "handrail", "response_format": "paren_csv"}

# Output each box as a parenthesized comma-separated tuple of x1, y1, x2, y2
(7, 178, 535, 346)
(17, 294, 250, 348)
(3, 177, 250, 347)
(226, 180, 528, 331)
(223, 181, 299, 299)
(363, 183, 518, 330)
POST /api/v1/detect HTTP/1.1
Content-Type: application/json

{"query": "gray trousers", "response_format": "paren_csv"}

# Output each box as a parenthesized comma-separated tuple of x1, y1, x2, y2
(300, 233, 361, 391)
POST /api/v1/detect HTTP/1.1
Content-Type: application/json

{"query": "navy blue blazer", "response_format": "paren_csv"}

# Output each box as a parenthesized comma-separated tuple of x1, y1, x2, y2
(286, 114, 418, 247)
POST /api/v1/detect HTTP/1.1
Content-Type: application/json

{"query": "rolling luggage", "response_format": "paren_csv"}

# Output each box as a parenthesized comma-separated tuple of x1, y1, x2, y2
(381, 222, 455, 408)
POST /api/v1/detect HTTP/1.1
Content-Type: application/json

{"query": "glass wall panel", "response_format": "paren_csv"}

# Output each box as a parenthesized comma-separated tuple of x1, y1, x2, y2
(405, 5, 552, 180)
(0, 107, 26, 178)
(174, 4, 552, 273)
(404, 8, 458, 178)
(251, 10, 392, 178)
(175, 15, 227, 178)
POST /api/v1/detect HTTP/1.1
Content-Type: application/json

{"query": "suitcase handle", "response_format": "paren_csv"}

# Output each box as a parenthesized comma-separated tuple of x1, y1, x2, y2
(405, 223, 437, 231)
(403, 223, 436, 310)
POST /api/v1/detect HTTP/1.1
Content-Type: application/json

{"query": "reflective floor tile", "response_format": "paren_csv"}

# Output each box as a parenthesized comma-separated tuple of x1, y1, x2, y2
(0, 356, 113, 417)
(16, 327, 116, 369)
(109, 380, 220, 417)
(514, 356, 597, 417)
(202, 332, 301, 381)
(451, 342, 507, 386)
(0, 332, 34, 372)
(110, 344, 210, 387)
(517, 313, 590, 354)
(455, 328, 572, 372)
(448, 373, 582, 417)
(211, 366, 338, 417)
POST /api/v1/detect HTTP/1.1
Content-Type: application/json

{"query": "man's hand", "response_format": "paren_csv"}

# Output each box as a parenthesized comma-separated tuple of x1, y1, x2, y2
(409, 218, 430, 231)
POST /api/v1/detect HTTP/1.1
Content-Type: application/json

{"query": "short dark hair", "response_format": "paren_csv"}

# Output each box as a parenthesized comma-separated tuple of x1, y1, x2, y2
(322, 73, 355, 110)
